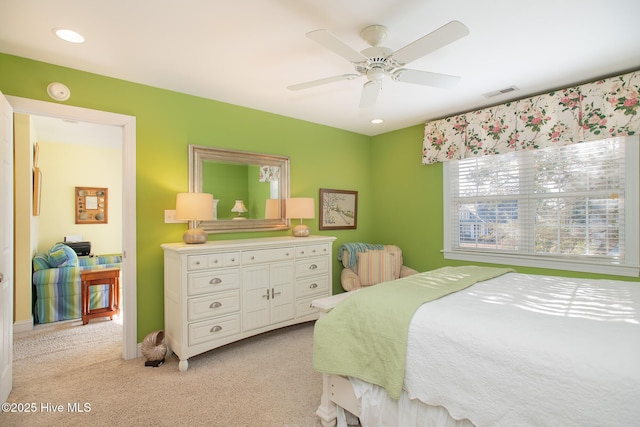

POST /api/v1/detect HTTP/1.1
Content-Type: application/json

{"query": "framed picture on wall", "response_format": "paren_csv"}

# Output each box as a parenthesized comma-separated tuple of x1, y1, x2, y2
(319, 188, 358, 230)
(75, 186, 108, 224)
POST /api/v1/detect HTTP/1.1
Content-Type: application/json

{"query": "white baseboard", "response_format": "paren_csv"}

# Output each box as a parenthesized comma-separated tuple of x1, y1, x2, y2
(13, 318, 34, 333)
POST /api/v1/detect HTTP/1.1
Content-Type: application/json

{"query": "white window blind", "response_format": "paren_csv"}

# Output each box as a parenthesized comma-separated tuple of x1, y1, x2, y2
(443, 137, 639, 276)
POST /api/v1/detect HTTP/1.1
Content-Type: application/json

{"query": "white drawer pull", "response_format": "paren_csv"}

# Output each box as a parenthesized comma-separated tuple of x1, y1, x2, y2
(308, 264, 318, 270)
(309, 283, 318, 289)
(195, 261, 201, 265)
(231, 257, 235, 262)
(210, 325, 222, 333)
(300, 250, 305, 255)
(209, 278, 222, 285)
(210, 301, 222, 309)
(213, 259, 218, 264)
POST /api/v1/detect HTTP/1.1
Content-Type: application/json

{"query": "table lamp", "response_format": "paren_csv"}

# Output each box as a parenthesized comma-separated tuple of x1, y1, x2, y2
(286, 198, 315, 237)
(175, 192, 214, 244)
(231, 200, 248, 220)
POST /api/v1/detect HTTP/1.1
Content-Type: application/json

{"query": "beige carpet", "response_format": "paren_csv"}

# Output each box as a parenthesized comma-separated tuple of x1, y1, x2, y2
(2, 318, 326, 427)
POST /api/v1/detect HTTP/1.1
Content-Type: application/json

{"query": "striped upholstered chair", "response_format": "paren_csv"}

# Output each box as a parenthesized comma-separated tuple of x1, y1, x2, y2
(32, 243, 122, 323)
(337, 242, 418, 292)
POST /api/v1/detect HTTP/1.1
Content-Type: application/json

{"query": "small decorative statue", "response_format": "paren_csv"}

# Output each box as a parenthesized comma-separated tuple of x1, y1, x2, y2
(141, 330, 167, 367)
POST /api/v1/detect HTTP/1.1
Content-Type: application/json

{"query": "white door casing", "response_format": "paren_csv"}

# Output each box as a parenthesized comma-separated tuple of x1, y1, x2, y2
(6, 96, 138, 360)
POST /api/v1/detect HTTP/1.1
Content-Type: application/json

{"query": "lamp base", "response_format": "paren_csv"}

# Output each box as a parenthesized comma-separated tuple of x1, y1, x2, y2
(292, 224, 310, 237)
(183, 228, 208, 244)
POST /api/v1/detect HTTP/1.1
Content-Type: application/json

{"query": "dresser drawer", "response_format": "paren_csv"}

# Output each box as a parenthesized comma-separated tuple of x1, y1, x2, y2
(242, 247, 293, 265)
(188, 314, 241, 346)
(295, 257, 328, 278)
(187, 269, 240, 296)
(296, 295, 322, 318)
(295, 276, 329, 299)
(295, 243, 330, 259)
(187, 252, 240, 270)
(187, 290, 240, 322)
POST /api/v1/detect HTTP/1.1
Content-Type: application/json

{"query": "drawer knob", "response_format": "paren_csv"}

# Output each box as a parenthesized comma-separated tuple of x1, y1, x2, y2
(210, 301, 222, 309)
(309, 283, 318, 289)
(231, 258, 235, 262)
(214, 259, 219, 263)
(251, 256, 255, 260)
(309, 264, 318, 270)
(209, 278, 222, 285)
(210, 325, 222, 333)
(301, 250, 305, 254)
(195, 261, 201, 265)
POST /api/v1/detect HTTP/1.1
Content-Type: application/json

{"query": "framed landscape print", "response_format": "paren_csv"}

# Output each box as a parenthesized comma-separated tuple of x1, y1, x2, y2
(319, 188, 358, 230)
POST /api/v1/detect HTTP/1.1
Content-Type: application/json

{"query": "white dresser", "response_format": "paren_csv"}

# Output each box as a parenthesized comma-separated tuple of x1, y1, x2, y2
(161, 235, 336, 371)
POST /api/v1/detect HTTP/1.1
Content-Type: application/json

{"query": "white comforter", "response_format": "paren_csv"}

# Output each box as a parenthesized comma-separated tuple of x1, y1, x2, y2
(403, 273, 640, 427)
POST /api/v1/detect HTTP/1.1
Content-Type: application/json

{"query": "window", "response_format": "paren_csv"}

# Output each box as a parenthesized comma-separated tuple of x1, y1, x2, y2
(443, 137, 639, 277)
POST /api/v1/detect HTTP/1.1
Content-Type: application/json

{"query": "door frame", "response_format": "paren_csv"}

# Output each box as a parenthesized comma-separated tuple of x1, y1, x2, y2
(8, 96, 138, 360)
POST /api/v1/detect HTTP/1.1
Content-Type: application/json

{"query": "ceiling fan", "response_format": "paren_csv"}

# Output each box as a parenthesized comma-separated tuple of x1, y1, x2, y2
(287, 21, 470, 108)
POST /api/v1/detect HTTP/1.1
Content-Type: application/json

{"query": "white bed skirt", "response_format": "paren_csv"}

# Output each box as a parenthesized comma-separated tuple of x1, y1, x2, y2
(337, 378, 474, 427)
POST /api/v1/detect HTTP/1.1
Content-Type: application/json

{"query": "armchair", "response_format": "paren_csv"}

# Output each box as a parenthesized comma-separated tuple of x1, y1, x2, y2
(338, 243, 418, 291)
(32, 243, 122, 324)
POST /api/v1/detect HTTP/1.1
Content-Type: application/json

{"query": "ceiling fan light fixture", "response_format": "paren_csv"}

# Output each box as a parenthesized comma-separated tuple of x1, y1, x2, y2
(53, 28, 85, 44)
(367, 67, 385, 81)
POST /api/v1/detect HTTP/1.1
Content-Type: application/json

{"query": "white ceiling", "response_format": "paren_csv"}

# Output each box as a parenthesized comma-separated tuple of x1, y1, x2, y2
(2, 0, 640, 137)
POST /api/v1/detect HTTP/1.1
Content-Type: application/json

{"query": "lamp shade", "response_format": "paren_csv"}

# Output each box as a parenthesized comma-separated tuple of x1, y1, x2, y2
(286, 198, 315, 219)
(231, 200, 248, 213)
(175, 192, 214, 221)
(265, 198, 280, 219)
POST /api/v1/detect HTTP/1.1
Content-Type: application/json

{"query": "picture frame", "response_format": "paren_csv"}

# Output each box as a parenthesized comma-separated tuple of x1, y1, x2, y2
(75, 186, 108, 224)
(319, 188, 358, 230)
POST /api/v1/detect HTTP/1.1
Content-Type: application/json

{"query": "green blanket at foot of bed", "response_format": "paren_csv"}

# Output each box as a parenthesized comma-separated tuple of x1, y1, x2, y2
(312, 265, 514, 399)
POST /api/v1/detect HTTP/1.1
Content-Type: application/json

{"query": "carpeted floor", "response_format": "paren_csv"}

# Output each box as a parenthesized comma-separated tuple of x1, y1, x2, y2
(2, 318, 326, 427)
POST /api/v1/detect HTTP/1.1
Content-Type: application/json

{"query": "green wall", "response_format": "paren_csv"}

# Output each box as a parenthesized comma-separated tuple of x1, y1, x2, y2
(2, 52, 637, 340)
(0, 53, 373, 340)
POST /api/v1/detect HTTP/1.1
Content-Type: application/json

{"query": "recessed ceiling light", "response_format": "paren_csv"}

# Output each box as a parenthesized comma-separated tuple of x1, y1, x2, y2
(53, 28, 85, 44)
(370, 119, 383, 124)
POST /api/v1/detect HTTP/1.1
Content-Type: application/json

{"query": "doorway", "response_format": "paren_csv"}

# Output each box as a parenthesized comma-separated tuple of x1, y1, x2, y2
(8, 96, 137, 360)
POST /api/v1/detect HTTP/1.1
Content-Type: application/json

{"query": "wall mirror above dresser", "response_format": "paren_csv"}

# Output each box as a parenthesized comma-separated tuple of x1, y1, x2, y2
(189, 145, 290, 233)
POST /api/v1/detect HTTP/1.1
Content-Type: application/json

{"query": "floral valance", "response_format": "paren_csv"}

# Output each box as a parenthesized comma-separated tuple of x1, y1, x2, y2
(422, 70, 640, 164)
(259, 165, 280, 182)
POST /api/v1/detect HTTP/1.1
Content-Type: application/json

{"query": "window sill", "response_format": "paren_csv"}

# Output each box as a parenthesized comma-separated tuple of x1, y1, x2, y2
(442, 250, 639, 278)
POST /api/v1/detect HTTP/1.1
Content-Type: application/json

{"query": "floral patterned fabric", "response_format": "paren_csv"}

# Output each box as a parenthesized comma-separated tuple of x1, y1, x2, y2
(422, 71, 639, 164)
(259, 165, 280, 182)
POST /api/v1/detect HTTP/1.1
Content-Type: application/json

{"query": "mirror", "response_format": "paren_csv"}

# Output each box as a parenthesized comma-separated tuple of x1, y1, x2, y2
(189, 145, 290, 233)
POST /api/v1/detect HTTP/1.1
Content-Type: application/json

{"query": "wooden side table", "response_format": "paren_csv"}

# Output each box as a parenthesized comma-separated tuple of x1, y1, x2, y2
(81, 267, 121, 325)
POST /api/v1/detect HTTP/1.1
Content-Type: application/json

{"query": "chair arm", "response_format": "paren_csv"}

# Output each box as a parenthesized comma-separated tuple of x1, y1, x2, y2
(400, 265, 419, 278)
(341, 268, 362, 292)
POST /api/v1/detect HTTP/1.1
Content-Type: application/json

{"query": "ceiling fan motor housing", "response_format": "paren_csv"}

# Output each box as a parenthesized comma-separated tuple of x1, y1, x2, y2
(357, 46, 395, 81)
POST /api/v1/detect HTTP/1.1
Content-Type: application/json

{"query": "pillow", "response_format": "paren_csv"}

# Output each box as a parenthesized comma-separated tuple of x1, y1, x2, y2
(47, 243, 79, 268)
(357, 250, 398, 287)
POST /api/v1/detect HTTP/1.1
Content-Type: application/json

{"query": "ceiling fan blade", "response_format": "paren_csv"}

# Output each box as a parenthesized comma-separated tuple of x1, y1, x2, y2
(287, 73, 360, 91)
(306, 29, 368, 63)
(391, 20, 469, 65)
(393, 69, 461, 88)
(360, 81, 381, 108)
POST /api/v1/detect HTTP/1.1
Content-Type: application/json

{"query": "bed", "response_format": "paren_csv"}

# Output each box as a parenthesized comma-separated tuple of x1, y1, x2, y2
(312, 266, 640, 427)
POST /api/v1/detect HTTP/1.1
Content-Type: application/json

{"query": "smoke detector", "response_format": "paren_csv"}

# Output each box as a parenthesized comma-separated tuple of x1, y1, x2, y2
(47, 82, 71, 101)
